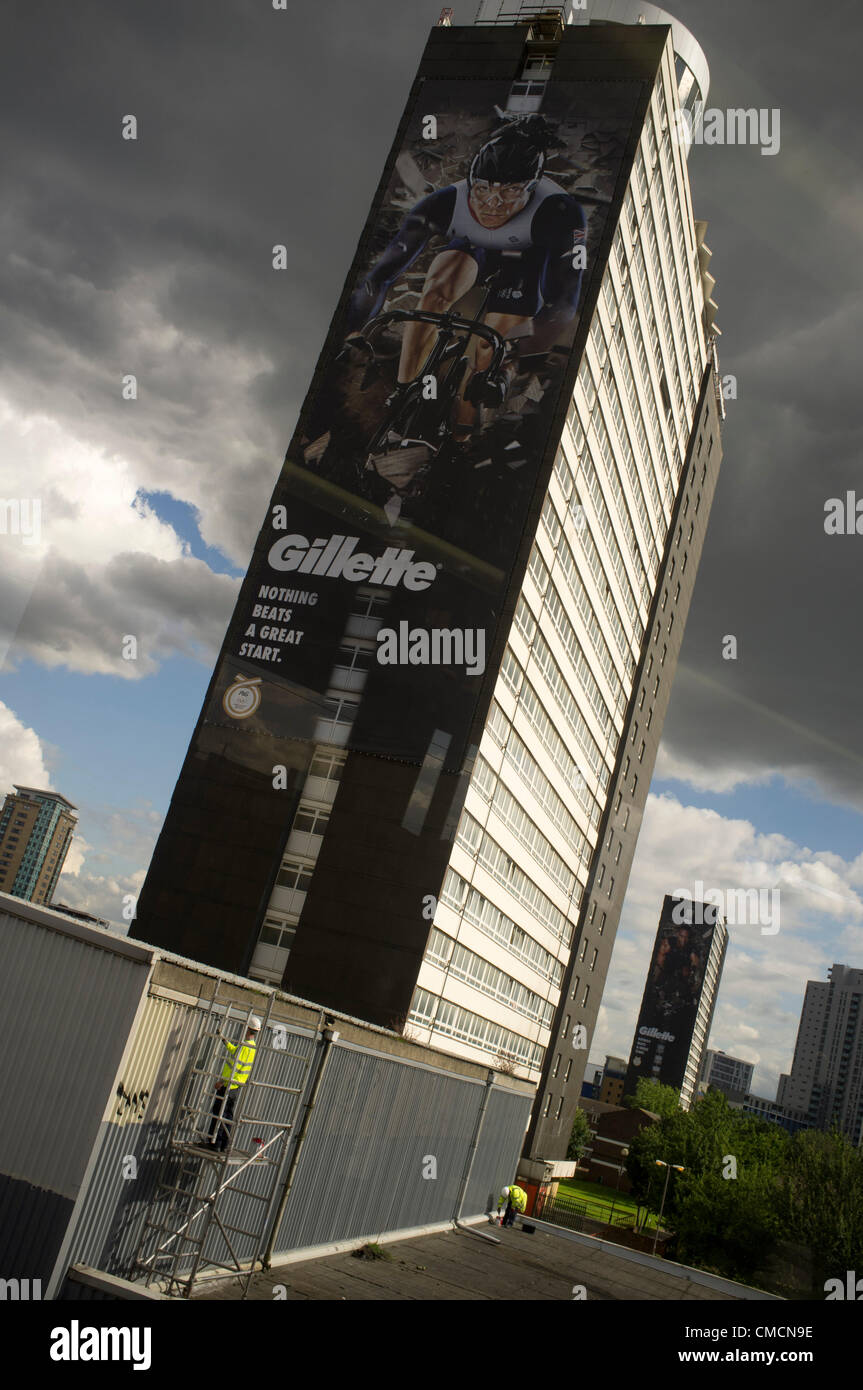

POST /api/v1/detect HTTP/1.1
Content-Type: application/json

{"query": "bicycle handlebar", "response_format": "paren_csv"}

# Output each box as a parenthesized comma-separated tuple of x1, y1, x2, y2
(359, 308, 506, 378)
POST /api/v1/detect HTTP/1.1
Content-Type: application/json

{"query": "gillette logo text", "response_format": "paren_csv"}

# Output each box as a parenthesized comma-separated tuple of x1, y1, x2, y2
(267, 532, 437, 590)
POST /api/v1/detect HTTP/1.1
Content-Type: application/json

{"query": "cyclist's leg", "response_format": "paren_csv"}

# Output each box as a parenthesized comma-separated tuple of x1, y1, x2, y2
(475, 312, 529, 373)
(398, 249, 478, 383)
(455, 311, 528, 430)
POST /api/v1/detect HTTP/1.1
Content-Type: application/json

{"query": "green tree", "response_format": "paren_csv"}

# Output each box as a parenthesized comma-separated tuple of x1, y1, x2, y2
(623, 1077, 681, 1119)
(624, 1089, 792, 1282)
(780, 1128, 863, 1284)
(567, 1106, 593, 1162)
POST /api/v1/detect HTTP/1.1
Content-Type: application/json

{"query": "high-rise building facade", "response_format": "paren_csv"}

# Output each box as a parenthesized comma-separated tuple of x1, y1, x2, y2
(0, 786, 77, 905)
(625, 894, 728, 1110)
(777, 963, 863, 1144)
(136, 2, 723, 1159)
(699, 1047, 755, 1105)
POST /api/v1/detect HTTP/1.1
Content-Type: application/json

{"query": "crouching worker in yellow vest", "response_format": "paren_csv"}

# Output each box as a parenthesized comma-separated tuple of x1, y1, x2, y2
(498, 1182, 527, 1228)
(205, 1016, 261, 1151)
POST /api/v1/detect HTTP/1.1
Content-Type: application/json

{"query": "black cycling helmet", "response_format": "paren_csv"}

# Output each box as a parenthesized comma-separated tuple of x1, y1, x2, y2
(468, 113, 556, 191)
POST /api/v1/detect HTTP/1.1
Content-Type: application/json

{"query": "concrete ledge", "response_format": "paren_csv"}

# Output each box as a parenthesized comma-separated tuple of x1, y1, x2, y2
(260, 1213, 489, 1272)
(64, 1266, 170, 1300)
(528, 1218, 783, 1300)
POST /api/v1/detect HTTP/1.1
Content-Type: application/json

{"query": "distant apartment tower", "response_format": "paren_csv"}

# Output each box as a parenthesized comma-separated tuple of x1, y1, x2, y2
(777, 963, 863, 1145)
(699, 1048, 754, 1105)
(742, 1092, 808, 1136)
(0, 787, 77, 906)
(625, 894, 728, 1109)
(599, 1054, 628, 1105)
(136, 1, 723, 1161)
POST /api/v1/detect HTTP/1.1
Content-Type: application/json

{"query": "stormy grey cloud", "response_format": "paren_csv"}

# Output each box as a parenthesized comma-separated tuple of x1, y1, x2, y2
(2, 0, 862, 966)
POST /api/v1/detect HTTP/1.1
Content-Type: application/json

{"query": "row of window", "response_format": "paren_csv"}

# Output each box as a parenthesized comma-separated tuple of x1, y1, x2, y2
(558, 423, 651, 636)
(582, 343, 661, 581)
(516, 587, 615, 740)
(440, 867, 564, 987)
(514, 590, 611, 776)
(486, 700, 597, 855)
(425, 928, 555, 1028)
(527, 540, 624, 719)
(473, 755, 578, 899)
(492, 659, 602, 833)
(409, 986, 545, 1070)
(456, 809, 574, 945)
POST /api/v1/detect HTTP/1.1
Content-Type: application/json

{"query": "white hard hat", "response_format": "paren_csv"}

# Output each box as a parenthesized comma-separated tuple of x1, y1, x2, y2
(248, 1015, 262, 1032)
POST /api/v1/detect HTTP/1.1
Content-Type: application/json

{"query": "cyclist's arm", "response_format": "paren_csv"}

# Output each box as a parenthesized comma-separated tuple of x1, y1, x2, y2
(344, 187, 456, 334)
(526, 196, 588, 351)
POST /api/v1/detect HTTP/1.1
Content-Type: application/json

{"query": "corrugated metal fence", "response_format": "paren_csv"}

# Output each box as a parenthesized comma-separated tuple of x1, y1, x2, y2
(0, 899, 533, 1297)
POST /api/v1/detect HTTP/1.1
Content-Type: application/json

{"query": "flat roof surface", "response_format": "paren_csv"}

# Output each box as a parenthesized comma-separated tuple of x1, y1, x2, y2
(193, 1225, 758, 1302)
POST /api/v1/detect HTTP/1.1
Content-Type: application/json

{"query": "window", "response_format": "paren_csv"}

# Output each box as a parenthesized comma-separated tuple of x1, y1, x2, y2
(654, 674, 660, 695)
(614, 792, 622, 814)
(676, 526, 682, 548)
(589, 900, 597, 924)
(571, 974, 581, 1000)
(646, 707, 653, 730)
(682, 495, 689, 517)
(668, 612, 674, 634)
(542, 1094, 552, 1118)
(639, 740, 646, 761)
(555, 1096, 565, 1121)
(598, 912, 607, 936)
(688, 521, 694, 542)
(259, 916, 297, 950)
(623, 757, 630, 778)
(615, 842, 622, 864)
(598, 864, 606, 888)
(581, 984, 590, 1007)
(293, 806, 330, 835)
(607, 877, 614, 898)
(309, 751, 346, 782)
(552, 1053, 561, 1078)
(591, 947, 599, 970)
(579, 939, 588, 962)
(351, 590, 389, 621)
(661, 588, 668, 611)
(631, 774, 638, 795)
(638, 688, 646, 710)
(630, 721, 638, 745)
(661, 644, 667, 666)
(681, 551, 688, 573)
(695, 491, 702, 514)
(564, 1059, 573, 1083)
(276, 860, 314, 892)
(646, 655, 653, 677)
(622, 807, 630, 831)
(563, 1014, 571, 1037)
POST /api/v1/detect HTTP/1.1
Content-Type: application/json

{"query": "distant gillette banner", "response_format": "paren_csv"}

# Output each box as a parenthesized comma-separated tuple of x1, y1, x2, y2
(202, 76, 643, 769)
(625, 895, 720, 1094)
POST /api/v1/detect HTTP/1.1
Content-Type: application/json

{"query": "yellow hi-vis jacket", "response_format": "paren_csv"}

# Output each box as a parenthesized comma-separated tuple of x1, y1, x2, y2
(221, 1039, 256, 1090)
(498, 1184, 527, 1213)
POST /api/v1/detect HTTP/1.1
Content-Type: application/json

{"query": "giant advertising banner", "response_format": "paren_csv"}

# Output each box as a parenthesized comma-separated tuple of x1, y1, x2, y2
(199, 77, 644, 775)
(626, 896, 720, 1094)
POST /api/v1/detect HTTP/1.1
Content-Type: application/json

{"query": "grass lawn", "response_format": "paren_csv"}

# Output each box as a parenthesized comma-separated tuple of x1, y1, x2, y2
(553, 1177, 660, 1231)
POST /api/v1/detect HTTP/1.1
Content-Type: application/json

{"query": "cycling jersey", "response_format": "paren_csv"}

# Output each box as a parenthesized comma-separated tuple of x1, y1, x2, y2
(346, 179, 587, 333)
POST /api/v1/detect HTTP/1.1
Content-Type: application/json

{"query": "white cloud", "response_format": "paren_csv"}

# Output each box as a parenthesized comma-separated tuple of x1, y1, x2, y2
(0, 396, 244, 677)
(653, 742, 776, 794)
(593, 792, 861, 1099)
(0, 701, 53, 789)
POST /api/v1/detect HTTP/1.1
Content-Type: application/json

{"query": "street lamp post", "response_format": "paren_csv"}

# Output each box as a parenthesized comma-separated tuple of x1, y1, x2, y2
(651, 1158, 684, 1257)
(615, 1147, 629, 1191)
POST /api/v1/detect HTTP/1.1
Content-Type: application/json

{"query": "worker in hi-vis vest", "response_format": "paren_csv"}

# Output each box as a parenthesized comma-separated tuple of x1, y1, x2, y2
(498, 1182, 527, 1227)
(205, 1016, 261, 1151)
